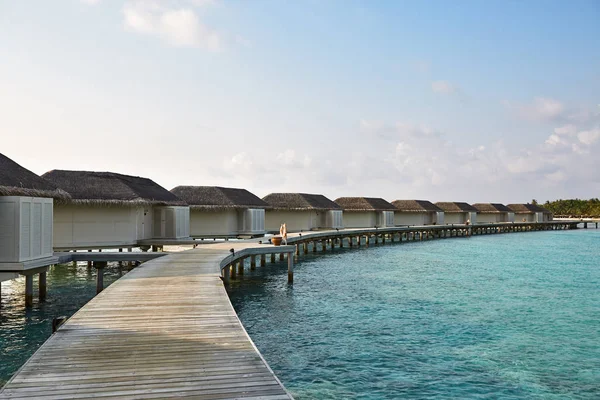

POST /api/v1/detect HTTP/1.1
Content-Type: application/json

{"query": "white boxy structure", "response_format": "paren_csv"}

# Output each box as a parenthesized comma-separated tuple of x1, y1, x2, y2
(263, 193, 343, 232)
(392, 200, 444, 226)
(334, 197, 397, 228)
(473, 203, 515, 223)
(170, 186, 268, 238)
(0, 153, 67, 277)
(43, 170, 189, 250)
(435, 202, 478, 225)
(507, 204, 553, 223)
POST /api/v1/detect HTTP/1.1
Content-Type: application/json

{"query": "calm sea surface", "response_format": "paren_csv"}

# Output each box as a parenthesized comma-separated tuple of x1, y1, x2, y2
(228, 230, 600, 399)
(0, 263, 124, 386)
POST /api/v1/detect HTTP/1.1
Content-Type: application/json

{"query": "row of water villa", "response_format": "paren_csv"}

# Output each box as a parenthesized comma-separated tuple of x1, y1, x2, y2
(1, 152, 552, 280)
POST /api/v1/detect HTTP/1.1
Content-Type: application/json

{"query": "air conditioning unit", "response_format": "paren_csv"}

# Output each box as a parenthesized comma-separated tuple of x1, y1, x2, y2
(0, 197, 53, 263)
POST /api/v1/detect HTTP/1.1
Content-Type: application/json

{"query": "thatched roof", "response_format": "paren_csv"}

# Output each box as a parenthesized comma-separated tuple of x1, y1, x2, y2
(171, 186, 269, 210)
(392, 200, 442, 213)
(43, 170, 185, 206)
(262, 193, 341, 211)
(0, 154, 69, 199)
(472, 203, 512, 213)
(507, 203, 552, 214)
(435, 202, 478, 213)
(334, 197, 396, 211)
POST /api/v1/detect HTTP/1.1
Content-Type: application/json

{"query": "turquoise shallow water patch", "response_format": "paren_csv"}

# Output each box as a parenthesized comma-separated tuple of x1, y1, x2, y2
(228, 230, 600, 399)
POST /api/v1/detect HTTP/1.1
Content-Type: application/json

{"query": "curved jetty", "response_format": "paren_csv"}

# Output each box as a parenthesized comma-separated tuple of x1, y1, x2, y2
(0, 243, 294, 400)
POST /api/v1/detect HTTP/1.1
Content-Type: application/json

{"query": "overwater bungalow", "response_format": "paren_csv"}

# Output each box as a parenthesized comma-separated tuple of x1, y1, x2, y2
(170, 186, 269, 238)
(435, 202, 478, 224)
(392, 200, 444, 226)
(334, 197, 396, 228)
(43, 170, 189, 250)
(262, 193, 343, 232)
(0, 154, 67, 278)
(473, 203, 515, 223)
(507, 203, 553, 223)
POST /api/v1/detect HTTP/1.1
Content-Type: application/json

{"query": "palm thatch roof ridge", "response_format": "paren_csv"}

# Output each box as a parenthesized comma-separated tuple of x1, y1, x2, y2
(435, 202, 478, 213)
(0, 154, 69, 199)
(171, 186, 269, 210)
(43, 170, 185, 206)
(507, 203, 552, 214)
(392, 200, 442, 213)
(472, 203, 512, 213)
(334, 197, 396, 211)
(262, 193, 341, 211)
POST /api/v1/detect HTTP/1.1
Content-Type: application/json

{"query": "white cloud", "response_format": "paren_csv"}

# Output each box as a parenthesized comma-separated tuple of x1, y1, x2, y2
(509, 97, 565, 122)
(122, 1, 221, 50)
(577, 128, 600, 145)
(431, 80, 456, 95)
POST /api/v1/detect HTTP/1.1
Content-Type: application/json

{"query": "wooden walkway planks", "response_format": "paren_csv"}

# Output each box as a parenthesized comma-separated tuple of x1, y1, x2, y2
(0, 243, 293, 399)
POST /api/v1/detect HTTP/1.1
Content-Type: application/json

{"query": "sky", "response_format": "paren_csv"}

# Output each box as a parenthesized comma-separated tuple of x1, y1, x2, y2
(1, 0, 599, 204)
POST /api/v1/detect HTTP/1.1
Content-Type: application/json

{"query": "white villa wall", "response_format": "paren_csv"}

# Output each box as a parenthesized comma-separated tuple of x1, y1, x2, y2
(0, 196, 53, 263)
(394, 212, 433, 226)
(190, 209, 238, 237)
(325, 210, 344, 229)
(477, 213, 503, 223)
(265, 210, 317, 232)
(515, 213, 535, 223)
(444, 213, 467, 224)
(343, 212, 377, 228)
(434, 212, 445, 225)
(53, 204, 142, 249)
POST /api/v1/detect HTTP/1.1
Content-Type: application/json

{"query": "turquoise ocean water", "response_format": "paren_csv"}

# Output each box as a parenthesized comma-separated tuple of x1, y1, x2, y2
(228, 230, 600, 399)
(0, 263, 124, 386)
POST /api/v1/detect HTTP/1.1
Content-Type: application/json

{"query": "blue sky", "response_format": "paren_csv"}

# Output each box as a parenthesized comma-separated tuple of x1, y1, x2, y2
(1, 0, 599, 203)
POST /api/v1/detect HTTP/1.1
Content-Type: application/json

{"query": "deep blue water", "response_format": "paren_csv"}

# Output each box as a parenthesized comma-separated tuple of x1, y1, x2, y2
(228, 230, 600, 399)
(0, 263, 125, 386)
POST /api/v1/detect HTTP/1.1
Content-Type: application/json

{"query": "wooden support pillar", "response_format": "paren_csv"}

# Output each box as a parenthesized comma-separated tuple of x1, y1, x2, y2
(295, 244, 300, 256)
(87, 249, 92, 269)
(222, 266, 230, 284)
(250, 255, 256, 270)
(365, 236, 369, 247)
(94, 261, 107, 294)
(230, 263, 237, 280)
(381, 234, 385, 244)
(303, 242, 308, 254)
(237, 259, 244, 275)
(339, 237, 344, 248)
(287, 253, 294, 283)
(25, 274, 33, 307)
(39, 271, 47, 302)
(280, 252, 284, 261)
(322, 240, 326, 252)
(128, 247, 133, 267)
(261, 254, 266, 267)
(118, 248, 123, 267)
(271, 253, 275, 263)
(348, 237, 353, 247)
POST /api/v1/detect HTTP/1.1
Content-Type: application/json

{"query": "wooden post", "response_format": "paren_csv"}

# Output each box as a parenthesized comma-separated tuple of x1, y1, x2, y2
(295, 244, 300, 256)
(339, 237, 344, 248)
(312, 241, 317, 253)
(365, 236, 369, 247)
(250, 255, 256, 270)
(261, 254, 266, 267)
(39, 271, 47, 302)
(303, 242, 308, 254)
(322, 240, 326, 252)
(287, 253, 294, 283)
(118, 248, 123, 267)
(94, 261, 107, 294)
(222, 266, 230, 284)
(237, 259, 244, 275)
(25, 274, 33, 307)
(128, 247, 133, 267)
(280, 252, 284, 261)
(87, 249, 92, 269)
(271, 253, 275, 263)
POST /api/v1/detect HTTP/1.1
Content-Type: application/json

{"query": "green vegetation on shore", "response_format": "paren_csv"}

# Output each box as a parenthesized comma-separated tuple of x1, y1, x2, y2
(540, 198, 600, 217)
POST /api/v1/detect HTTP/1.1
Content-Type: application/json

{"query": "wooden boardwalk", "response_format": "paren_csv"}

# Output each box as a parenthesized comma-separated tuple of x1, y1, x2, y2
(0, 243, 294, 399)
